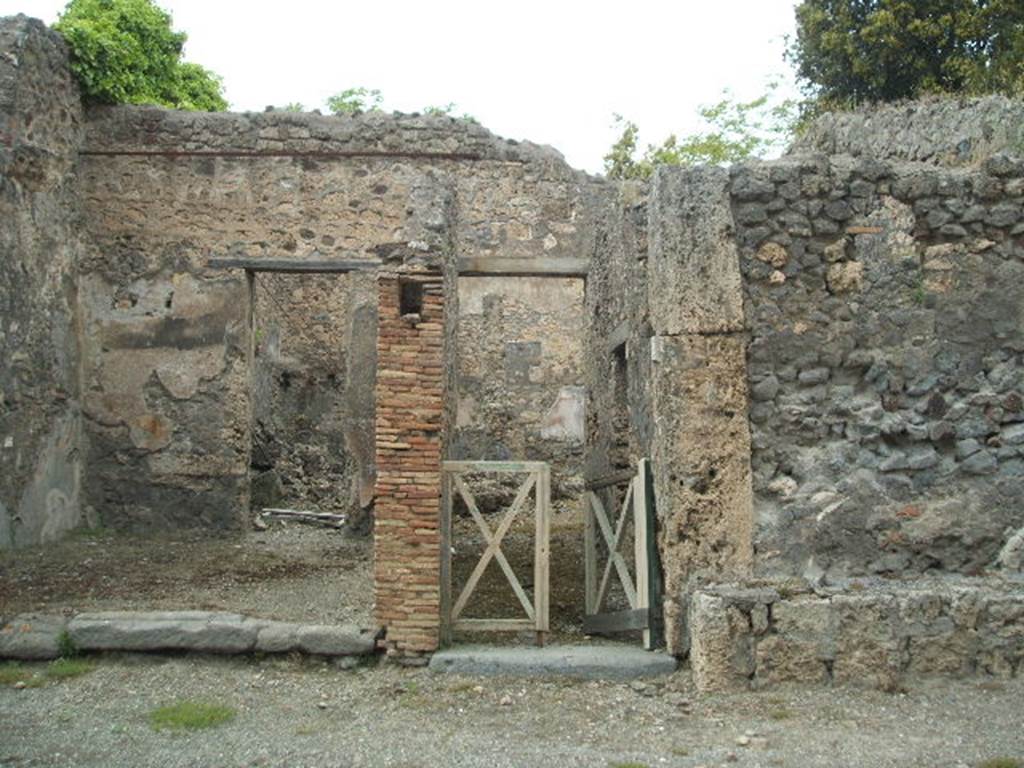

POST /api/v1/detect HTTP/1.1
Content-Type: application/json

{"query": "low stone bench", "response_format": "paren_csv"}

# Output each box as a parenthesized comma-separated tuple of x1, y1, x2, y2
(687, 577, 1024, 692)
(0, 611, 377, 660)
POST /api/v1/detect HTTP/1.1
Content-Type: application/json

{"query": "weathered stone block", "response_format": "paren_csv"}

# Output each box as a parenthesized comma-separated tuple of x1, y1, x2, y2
(68, 611, 259, 653)
(648, 166, 745, 335)
(0, 614, 69, 660)
(689, 593, 754, 692)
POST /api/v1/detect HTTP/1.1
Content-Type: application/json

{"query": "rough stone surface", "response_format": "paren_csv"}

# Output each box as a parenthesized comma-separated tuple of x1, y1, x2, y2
(0, 16, 85, 549)
(688, 579, 1024, 692)
(735, 151, 1024, 581)
(254, 621, 375, 656)
(454, 277, 585, 504)
(428, 644, 677, 679)
(67, 611, 262, 653)
(647, 166, 745, 335)
(0, 614, 69, 660)
(0, 611, 375, 658)
(790, 96, 1024, 166)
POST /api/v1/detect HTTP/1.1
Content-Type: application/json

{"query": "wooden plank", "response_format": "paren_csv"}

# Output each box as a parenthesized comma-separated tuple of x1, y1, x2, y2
(845, 225, 884, 235)
(457, 256, 589, 278)
(207, 257, 381, 273)
(439, 471, 453, 647)
(583, 608, 650, 634)
(584, 493, 597, 615)
(442, 460, 548, 474)
(633, 469, 651, 649)
(451, 474, 536, 621)
(534, 465, 551, 635)
(584, 469, 636, 491)
(642, 458, 666, 650)
(453, 619, 535, 632)
(606, 320, 630, 353)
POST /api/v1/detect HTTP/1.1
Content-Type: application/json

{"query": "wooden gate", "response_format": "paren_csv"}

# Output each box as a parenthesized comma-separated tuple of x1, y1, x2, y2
(440, 461, 551, 646)
(583, 458, 664, 649)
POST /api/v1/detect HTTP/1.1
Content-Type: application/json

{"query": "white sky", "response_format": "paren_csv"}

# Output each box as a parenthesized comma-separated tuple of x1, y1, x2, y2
(8, 0, 801, 172)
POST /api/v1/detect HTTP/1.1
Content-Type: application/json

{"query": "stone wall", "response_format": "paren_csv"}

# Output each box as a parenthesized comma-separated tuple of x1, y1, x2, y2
(373, 274, 446, 657)
(584, 169, 756, 655)
(454, 276, 586, 503)
(0, 16, 85, 548)
(75, 105, 595, 534)
(790, 95, 1024, 166)
(733, 153, 1024, 581)
(688, 578, 1024, 692)
(250, 270, 377, 519)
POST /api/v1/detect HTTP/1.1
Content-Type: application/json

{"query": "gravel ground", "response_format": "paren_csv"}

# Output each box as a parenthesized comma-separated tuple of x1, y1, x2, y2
(0, 525, 374, 627)
(1, 654, 1022, 768)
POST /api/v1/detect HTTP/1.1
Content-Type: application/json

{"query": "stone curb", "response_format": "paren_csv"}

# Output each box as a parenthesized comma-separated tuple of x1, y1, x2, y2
(428, 645, 678, 680)
(0, 611, 377, 660)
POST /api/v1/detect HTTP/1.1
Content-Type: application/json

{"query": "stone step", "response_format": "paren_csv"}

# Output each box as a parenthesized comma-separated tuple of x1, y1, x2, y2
(0, 611, 377, 660)
(428, 644, 677, 680)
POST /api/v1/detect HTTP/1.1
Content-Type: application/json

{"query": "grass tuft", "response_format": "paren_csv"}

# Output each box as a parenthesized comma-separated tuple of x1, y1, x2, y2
(46, 658, 95, 680)
(0, 659, 96, 687)
(149, 700, 237, 731)
(769, 707, 795, 720)
(0, 662, 35, 686)
(977, 759, 1023, 768)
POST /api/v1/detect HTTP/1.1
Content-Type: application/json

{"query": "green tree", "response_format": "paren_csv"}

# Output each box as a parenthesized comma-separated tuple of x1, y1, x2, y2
(604, 85, 799, 180)
(789, 0, 1024, 104)
(53, 0, 227, 110)
(326, 87, 383, 116)
(420, 102, 477, 122)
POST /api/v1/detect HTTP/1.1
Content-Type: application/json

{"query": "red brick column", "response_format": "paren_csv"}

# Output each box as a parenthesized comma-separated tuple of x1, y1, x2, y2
(373, 274, 445, 658)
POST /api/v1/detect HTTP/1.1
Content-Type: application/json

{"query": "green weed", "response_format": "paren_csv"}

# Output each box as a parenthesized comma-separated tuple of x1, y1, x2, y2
(149, 700, 237, 731)
(977, 759, 1023, 768)
(45, 658, 95, 681)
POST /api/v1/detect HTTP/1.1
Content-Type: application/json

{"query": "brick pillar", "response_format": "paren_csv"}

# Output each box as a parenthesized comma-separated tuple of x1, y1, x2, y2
(373, 274, 445, 658)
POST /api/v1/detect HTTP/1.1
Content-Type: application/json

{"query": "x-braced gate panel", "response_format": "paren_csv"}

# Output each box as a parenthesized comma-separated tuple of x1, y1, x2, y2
(583, 458, 664, 649)
(440, 461, 550, 646)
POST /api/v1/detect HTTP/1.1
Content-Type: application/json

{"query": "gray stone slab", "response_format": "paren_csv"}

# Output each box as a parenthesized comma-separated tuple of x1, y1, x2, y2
(68, 611, 261, 653)
(254, 621, 375, 656)
(428, 645, 677, 680)
(295, 625, 376, 656)
(0, 614, 69, 660)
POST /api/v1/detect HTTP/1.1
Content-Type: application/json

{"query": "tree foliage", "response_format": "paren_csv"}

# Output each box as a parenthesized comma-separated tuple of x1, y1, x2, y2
(54, 0, 226, 110)
(326, 87, 383, 116)
(789, 0, 1024, 103)
(604, 86, 799, 180)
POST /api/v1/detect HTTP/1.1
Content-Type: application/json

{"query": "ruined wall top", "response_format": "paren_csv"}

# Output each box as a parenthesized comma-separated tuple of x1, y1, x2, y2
(790, 95, 1024, 167)
(0, 15, 83, 184)
(82, 104, 582, 174)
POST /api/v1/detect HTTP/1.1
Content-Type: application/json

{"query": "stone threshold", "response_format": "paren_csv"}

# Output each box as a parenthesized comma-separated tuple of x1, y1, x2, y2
(428, 644, 678, 680)
(0, 611, 379, 661)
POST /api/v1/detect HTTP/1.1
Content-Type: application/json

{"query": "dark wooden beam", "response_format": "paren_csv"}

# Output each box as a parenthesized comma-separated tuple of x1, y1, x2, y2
(583, 608, 649, 634)
(457, 256, 588, 278)
(207, 258, 381, 274)
(585, 469, 636, 491)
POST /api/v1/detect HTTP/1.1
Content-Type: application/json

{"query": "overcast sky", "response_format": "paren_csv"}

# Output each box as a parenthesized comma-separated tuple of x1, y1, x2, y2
(9, 0, 801, 172)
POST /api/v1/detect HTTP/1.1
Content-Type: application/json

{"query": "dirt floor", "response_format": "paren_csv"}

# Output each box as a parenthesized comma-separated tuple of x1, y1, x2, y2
(1, 654, 1022, 768)
(0, 499, 625, 645)
(0, 524, 375, 627)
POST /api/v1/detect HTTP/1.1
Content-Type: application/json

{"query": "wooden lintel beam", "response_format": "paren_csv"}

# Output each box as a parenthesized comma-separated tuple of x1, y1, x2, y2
(207, 257, 382, 274)
(457, 256, 588, 278)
